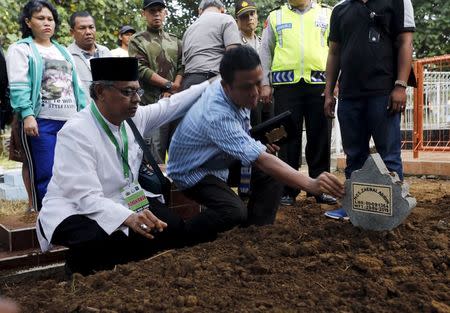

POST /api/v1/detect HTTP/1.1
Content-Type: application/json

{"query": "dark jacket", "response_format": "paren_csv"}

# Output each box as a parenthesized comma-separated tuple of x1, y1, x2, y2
(0, 48, 12, 129)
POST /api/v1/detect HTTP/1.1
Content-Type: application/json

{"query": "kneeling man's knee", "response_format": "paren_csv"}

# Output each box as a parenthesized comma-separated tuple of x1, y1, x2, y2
(223, 204, 247, 226)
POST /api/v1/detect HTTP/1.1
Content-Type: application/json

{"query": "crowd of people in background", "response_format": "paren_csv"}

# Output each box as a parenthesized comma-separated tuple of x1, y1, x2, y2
(0, 0, 414, 277)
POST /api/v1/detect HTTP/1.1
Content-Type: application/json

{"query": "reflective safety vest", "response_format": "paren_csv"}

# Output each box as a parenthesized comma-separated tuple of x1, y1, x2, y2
(269, 3, 331, 85)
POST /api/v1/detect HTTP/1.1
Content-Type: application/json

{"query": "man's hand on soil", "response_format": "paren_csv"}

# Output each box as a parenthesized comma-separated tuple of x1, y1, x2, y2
(124, 210, 167, 239)
(311, 172, 345, 199)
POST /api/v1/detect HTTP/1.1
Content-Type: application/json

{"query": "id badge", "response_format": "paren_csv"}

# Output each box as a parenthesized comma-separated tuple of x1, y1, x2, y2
(368, 27, 380, 43)
(121, 182, 150, 212)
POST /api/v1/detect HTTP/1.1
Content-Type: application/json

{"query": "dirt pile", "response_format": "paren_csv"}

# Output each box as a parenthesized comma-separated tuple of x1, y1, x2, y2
(1, 177, 449, 313)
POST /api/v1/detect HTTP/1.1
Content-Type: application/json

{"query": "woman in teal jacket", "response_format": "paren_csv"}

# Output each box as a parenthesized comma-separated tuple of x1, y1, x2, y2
(6, 0, 87, 210)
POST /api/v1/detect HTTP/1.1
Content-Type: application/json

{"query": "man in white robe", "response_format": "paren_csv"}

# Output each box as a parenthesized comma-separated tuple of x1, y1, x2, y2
(37, 57, 210, 275)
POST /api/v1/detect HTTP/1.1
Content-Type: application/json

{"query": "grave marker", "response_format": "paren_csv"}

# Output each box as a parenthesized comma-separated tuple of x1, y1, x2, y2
(342, 153, 416, 231)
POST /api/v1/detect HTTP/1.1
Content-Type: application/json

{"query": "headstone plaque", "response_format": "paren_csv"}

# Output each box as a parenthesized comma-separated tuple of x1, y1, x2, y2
(342, 153, 416, 231)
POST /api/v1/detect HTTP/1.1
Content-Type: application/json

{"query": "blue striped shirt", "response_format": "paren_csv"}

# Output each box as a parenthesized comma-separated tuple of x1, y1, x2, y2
(167, 80, 266, 189)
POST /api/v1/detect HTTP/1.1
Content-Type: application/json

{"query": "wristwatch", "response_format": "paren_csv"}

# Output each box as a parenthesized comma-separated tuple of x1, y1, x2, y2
(162, 81, 173, 91)
(394, 80, 407, 88)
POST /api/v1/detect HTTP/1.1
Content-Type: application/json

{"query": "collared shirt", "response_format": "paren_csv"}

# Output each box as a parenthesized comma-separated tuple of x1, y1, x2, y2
(240, 32, 261, 53)
(182, 11, 241, 74)
(329, 0, 415, 99)
(81, 49, 99, 60)
(37, 81, 210, 252)
(167, 80, 266, 189)
(67, 42, 111, 100)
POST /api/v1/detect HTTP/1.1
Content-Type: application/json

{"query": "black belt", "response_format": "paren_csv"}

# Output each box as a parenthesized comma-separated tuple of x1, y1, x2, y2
(184, 71, 218, 79)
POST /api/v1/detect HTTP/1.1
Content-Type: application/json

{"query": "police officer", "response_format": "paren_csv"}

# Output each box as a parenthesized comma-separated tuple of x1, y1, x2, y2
(260, 0, 337, 206)
(128, 0, 183, 163)
(181, 0, 241, 90)
(235, 0, 273, 126)
(235, 0, 260, 52)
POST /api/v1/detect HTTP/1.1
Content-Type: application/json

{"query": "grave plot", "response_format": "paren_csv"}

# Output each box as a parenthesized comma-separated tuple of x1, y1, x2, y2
(0, 176, 448, 313)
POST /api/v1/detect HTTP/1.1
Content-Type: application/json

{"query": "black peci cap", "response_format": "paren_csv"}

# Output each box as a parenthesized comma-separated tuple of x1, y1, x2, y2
(91, 57, 139, 81)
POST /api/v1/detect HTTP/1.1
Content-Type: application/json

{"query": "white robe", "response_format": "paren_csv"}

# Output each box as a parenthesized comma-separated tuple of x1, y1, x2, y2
(37, 81, 209, 252)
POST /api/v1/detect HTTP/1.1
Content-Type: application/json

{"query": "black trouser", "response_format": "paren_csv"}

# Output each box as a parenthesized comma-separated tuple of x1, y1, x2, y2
(251, 101, 274, 126)
(273, 80, 331, 198)
(51, 198, 188, 276)
(182, 167, 283, 242)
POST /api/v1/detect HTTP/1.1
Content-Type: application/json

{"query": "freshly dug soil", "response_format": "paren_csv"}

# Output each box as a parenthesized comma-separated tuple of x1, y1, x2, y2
(1, 176, 449, 313)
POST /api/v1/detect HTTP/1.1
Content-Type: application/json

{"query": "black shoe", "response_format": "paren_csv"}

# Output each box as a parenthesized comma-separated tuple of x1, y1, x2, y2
(315, 194, 337, 205)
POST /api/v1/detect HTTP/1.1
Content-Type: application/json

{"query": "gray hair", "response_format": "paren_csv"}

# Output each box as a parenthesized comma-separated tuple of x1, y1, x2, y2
(198, 0, 224, 10)
(89, 80, 114, 100)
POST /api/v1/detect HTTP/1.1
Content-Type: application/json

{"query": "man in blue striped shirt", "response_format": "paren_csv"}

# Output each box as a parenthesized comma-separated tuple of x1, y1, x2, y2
(168, 46, 344, 241)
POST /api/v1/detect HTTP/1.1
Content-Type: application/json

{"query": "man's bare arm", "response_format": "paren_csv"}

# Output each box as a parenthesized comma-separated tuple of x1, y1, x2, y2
(324, 41, 341, 118)
(254, 152, 344, 198)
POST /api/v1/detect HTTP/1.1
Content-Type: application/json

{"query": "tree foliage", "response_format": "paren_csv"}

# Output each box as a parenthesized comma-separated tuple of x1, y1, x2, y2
(0, 0, 449, 58)
(0, 0, 146, 48)
(412, 0, 450, 58)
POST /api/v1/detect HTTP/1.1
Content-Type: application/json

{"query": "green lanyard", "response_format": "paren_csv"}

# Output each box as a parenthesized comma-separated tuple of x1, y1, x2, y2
(90, 104, 130, 179)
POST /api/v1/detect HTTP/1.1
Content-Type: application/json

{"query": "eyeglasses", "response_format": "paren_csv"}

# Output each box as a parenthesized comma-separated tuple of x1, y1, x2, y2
(108, 85, 144, 98)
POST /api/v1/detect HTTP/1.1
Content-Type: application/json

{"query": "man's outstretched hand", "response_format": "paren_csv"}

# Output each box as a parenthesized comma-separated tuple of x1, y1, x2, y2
(310, 172, 345, 199)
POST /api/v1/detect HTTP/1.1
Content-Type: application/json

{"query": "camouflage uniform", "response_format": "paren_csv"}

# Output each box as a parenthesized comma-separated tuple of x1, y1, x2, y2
(128, 27, 183, 163)
(128, 27, 183, 104)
